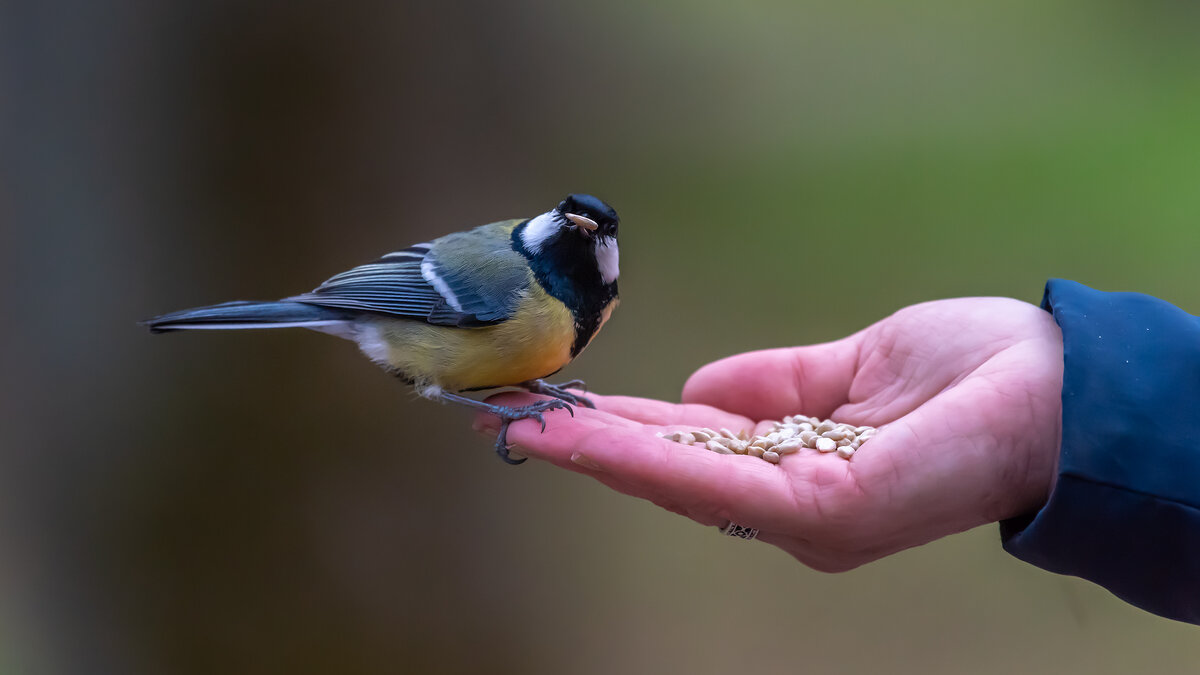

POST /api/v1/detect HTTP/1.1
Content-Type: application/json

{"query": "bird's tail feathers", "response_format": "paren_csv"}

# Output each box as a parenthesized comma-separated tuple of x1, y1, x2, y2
(144, 300, 353, 333)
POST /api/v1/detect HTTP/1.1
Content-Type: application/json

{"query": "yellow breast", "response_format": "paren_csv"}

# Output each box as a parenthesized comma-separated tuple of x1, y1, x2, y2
(363, 283, 579, 392)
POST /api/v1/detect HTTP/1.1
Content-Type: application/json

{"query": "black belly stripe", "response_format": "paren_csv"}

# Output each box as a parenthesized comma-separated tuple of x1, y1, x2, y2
(570, 305, 607, 357)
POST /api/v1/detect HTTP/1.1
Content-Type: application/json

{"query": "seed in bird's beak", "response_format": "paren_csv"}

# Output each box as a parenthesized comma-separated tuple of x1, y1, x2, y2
(565, 213, 599, 232)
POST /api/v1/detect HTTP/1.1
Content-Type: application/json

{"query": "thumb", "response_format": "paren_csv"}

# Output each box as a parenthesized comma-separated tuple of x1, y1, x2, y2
(681, 339, 861, 421)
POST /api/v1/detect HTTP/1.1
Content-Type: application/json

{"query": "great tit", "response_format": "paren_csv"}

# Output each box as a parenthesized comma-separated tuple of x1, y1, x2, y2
(146, 194, 620, 464)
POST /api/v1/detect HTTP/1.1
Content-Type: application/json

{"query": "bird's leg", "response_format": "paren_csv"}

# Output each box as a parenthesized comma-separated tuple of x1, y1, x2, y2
(436, 390, 574, 465)
(520, 379, 595, 408)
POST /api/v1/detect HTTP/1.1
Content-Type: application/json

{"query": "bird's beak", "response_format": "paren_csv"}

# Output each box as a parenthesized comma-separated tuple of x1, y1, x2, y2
(564, 213, 599, 232)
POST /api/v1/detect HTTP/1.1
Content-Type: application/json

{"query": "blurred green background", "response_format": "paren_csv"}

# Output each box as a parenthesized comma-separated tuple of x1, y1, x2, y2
(3, 0, 1199, 673)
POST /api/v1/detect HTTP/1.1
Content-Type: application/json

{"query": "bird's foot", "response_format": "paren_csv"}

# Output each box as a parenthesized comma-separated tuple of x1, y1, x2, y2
(489, 399, 575, 464)
(522, 379, 595, 408)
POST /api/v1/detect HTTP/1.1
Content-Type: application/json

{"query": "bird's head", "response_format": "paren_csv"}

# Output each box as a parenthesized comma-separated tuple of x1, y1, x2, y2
(556, 193, 619, 240)
(518, 193, 620, 285)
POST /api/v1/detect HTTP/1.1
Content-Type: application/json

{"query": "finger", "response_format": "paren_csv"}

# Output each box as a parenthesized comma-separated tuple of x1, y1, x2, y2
(585, 393, 756, 431)
(479, 390, 758, 436)
(476, 391, 644, 432)
(682, 339, 862, 421)
(517, 422, 802, 531)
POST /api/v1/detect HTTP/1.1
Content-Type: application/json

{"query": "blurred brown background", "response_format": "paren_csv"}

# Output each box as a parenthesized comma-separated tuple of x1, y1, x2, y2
(3, 0, 1199, 673)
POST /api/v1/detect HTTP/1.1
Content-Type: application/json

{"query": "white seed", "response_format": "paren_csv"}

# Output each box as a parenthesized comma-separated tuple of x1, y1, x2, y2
(691, 430, 713, 443)
(816, 437, 838, 453)
(748, 445, 765, 458)
(707, 440, 735, 455)
(836, 437, 853, 447)
(762, 451, 781, 464)
(821, 429, 847, 441)
(851, 438, 862, 450)
(797, 422, 814, 432)
(836, 446, 855, 459)
(751, 438, 773, 450)
(774, 439, 803, 454)
(678, 432, 696, 445)
(728, 439, 749, 454)
(799, 430, 818, 447)
(857, 428, 876, 440)
(719, 428, 738, 440)
(815, 420, 836, 434)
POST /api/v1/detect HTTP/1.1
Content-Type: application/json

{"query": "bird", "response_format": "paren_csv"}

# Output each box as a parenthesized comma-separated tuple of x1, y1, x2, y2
(146, 194, 621, 464)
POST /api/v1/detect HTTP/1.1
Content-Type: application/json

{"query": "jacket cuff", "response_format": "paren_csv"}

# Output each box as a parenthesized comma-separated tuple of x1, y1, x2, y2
(1000, 279, 1200, 625)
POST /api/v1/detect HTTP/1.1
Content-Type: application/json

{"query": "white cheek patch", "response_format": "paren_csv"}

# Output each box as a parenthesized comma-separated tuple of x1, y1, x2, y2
(519, 211, 559, 254)
(595, 237, 619, 284)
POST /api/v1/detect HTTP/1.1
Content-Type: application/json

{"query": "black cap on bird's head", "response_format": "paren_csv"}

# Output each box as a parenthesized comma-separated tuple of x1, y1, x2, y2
(557, 194, 619, 238)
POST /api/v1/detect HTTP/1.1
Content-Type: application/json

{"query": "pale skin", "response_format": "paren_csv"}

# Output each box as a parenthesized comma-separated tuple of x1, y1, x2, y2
(474, 297, 1064, 572)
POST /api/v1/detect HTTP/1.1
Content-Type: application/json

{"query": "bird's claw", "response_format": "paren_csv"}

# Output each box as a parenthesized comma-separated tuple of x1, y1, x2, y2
(524, 379, 595, 408)
(490, 398, 574, 464)
(556, 379, 588, 392)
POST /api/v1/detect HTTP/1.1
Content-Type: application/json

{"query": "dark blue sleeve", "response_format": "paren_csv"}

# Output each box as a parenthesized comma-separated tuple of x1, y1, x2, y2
(1000, 279, 1200, 625)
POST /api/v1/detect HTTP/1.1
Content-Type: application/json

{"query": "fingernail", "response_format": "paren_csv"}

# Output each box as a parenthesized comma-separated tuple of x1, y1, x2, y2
(570, 452, 603, 471)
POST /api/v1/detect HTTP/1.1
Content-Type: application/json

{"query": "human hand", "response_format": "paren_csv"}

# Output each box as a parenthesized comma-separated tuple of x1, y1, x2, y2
(475, 298, 1063, 571)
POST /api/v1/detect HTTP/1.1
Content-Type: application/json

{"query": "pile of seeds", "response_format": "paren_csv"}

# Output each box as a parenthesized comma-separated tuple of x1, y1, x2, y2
(657, 414, 878, 464)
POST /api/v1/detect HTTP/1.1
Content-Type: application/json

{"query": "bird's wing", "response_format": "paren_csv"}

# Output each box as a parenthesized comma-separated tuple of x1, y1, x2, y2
(287, 220, 530, 327)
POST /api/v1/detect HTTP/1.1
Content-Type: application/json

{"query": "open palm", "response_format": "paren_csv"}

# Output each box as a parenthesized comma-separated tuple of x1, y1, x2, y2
(476, 297, 1064, 571)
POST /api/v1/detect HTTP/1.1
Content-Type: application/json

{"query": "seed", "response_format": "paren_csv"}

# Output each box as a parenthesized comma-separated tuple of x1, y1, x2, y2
(707, 440, 735, 455)
(774, 439, 803, 454)
(661, 412, 877, 463)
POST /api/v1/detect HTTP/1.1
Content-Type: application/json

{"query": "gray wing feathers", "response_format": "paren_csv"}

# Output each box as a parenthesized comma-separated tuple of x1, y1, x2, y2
(423, 227, 530, 324)
(287, 223, 530, 327)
